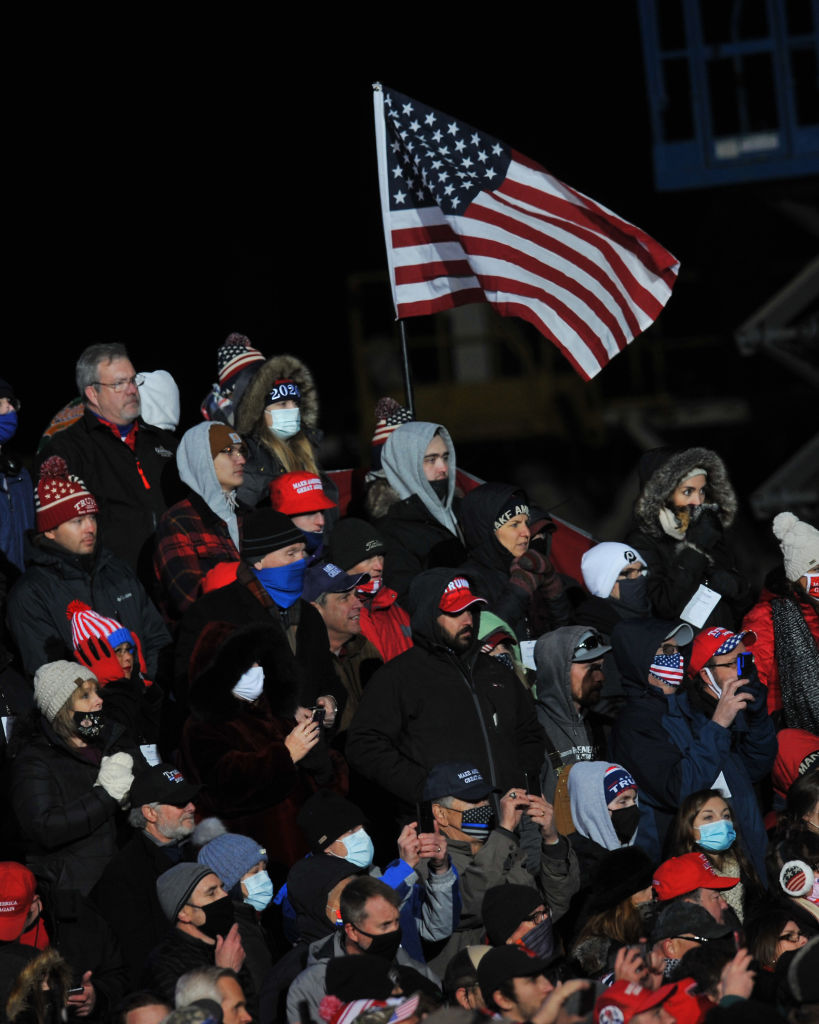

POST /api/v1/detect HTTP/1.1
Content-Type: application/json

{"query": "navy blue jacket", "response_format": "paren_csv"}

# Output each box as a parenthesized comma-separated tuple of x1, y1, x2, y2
(609, 618, 775, 878)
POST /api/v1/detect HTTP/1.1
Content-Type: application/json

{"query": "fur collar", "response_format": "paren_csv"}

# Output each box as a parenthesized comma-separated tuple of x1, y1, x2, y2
(234, 353, 319, 436)
(633, 446, 737, 538)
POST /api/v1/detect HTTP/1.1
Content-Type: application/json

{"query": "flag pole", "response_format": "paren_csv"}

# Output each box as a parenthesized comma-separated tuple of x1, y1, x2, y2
(398, 320, 415, 417)
(373, 82, 416, 416)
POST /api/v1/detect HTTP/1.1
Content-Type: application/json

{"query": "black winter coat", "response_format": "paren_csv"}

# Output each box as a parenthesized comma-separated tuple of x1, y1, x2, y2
(142, 929, 257, 1015)
(6, 538, 170, 679)
(89, 830, 190, 986)
(345, 568, 546, 804)
(11, 717, 146, 897)
(37, 409, 182, 582)
(376, 494, 466, 607)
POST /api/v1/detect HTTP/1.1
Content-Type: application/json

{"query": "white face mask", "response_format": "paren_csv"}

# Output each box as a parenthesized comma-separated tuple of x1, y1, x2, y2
(267, 407, 301, 440)
(232, 664, 264, 702)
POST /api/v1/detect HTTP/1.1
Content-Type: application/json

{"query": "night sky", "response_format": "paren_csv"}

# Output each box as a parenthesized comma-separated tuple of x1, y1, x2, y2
(5, 11, 817, 560)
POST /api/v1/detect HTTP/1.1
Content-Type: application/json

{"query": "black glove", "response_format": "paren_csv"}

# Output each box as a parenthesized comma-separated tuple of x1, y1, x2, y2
(685, 508, 722, 551)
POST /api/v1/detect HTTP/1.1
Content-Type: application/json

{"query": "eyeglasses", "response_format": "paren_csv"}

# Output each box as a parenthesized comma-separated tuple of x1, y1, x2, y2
(217, 444, 248, 459)
(94, 374, 145, 392)
(657, 644, 680, 656)
(617, 568, 647, 580)
(671, 933, 711, 944)
(573, 633, 606, 654)
(525, 908, 549, 925)
(779, 930, 806, 944)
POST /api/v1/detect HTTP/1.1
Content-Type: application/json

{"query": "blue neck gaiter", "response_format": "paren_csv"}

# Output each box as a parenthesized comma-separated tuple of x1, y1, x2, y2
(252, 559, 306, 609)
(0, 410, 18, 445)
(300, 529, 324, 556)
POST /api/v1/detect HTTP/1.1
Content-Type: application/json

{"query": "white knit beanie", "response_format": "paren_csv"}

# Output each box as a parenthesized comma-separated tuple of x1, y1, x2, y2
(581, 542, 646, 598)
(773, 512, 819, 582)
(33, 661, 97, 723)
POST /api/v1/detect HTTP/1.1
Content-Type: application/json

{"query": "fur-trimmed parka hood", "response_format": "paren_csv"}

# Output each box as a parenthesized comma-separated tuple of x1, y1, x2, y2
(234, 353, 320, 438)
(188, 621, 303, 721)
(633, 447, 737, 538)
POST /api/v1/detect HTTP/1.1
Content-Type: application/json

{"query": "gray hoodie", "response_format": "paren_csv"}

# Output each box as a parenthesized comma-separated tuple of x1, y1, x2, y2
(381, 421, 458, 535)
(535, 626, 599, 801)
(176, 422, 240, 547)
(568, 760, 635, 851)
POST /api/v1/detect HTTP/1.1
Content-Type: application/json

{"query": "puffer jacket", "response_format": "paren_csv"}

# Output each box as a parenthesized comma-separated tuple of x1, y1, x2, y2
(10, 716, 146, 897)
(6, 537, 170, 679)
(626, 447, 752, 630)
(345, 568, 546, 805)
(609, 617, 775, 877)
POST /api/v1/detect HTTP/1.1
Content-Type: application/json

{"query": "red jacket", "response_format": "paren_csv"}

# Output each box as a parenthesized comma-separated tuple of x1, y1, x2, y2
(359, 584, 412, 662)
(742, 588, 819, 714)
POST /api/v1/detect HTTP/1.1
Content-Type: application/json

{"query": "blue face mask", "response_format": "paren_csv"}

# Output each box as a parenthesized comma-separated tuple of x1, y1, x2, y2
(252, 559, 306, 609)
(300, 529, 324, 555)
(0, 410, 18, 445)
(342, 828, 374, 869)
(243, 869, 274, 911)
(697, 819, 736, 852)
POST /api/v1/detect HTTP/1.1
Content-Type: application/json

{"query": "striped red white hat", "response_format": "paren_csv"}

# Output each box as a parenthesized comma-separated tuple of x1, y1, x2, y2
(35, 455, 98, 532)
(66, 600, 132, 650)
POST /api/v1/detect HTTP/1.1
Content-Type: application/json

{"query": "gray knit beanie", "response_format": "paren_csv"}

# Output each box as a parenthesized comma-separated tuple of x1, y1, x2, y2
(156, 863, 213, 921)
(33, 661, 97, 723)
(197, 833, 267, 892)
(773, 512, 819, 582)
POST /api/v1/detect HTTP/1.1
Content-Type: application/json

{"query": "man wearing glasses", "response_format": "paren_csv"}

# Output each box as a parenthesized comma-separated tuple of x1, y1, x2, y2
(38, 343, 180, 584)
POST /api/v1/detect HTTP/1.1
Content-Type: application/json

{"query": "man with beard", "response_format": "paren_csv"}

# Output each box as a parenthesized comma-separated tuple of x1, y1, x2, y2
(534, 627, 613, 802)
(90, 764, 201, 986)
(346, 570, 545, 809)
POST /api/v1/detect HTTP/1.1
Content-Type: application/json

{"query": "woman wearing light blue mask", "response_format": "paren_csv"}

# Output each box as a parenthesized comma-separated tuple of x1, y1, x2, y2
(666, 789, 764, 923)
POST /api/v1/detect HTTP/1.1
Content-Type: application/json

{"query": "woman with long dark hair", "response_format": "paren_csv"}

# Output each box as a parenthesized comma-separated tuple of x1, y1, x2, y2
(665, 788, 763, 921)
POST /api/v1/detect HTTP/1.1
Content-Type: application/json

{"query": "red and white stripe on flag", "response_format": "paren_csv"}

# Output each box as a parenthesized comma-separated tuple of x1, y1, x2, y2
(373, 85, 679, 381)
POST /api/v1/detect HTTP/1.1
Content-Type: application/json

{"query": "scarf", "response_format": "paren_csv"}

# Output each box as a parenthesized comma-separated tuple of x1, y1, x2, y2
(773, 596, 819, 733)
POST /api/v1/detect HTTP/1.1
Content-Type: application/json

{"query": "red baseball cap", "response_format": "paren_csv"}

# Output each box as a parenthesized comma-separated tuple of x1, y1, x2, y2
(688, 626, 756, 677)
(0, 862, 37, 941)
(652, 852, 739, 901)
(439, 577, 488, 614)
(595, 980, 677, 1023)
(269, 472, 336, 515)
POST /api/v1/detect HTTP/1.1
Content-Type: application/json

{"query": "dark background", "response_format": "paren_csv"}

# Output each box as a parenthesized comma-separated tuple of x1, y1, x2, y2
(4, 10, 817, 579)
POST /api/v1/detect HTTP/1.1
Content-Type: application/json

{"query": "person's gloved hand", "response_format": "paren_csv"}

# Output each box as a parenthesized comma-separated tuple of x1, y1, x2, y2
(94, 752, 134, 803)
(684, 508, 722, 550)
(510, 549, 550, 595)
(74, 636, 122, 685)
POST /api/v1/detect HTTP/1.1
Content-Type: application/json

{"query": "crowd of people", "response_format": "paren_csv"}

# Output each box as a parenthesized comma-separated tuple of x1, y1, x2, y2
(0, 337, 817, 1024)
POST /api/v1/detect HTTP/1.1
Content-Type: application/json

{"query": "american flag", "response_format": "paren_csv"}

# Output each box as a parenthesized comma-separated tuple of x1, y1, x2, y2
(373, 84, 679, 381)
(649, 653, 686, 686)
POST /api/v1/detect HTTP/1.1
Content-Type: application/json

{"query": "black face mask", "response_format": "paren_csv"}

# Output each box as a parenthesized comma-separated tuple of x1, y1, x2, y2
(356, 925, 402, 961)
(610, 804, 640, 845)
(616, 576, 650, 615)
(429, 479, 449, 502)
(197, 895, 236, 939)
(73, 710, 103, 740)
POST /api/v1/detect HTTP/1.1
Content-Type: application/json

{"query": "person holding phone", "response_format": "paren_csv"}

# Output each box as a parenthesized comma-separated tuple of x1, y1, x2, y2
(610, 620, 775, 877)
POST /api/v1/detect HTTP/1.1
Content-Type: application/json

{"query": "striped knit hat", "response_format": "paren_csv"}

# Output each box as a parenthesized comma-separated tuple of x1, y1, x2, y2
(370, 397, 413, 471)
(217, 332, 265, 390)
(36, 455, 98, 532)
(66, 600, 131, 651)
